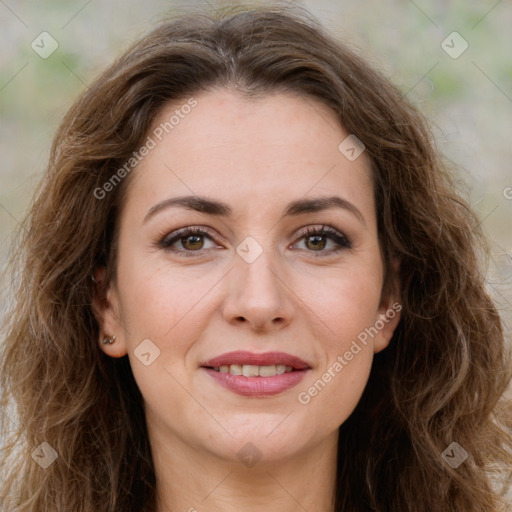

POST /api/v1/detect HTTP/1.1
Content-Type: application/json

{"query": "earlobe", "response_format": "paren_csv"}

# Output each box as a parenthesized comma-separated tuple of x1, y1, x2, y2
(92, 266, 128, 358)
(99, 333, 127, 358)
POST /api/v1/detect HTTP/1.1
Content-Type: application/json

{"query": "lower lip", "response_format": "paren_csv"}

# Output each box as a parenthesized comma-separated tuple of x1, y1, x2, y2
(202, 367, 309, 397)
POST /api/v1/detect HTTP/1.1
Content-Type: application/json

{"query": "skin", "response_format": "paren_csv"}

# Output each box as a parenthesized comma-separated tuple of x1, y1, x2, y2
(93, 88, 401, 512)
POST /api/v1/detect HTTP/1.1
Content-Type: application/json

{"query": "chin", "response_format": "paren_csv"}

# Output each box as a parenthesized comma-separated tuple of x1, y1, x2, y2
(204, 421, 310, 463)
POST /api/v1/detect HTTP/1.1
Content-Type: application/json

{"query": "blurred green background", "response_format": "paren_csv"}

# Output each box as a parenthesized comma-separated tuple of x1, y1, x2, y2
(0, 0, 511, 329)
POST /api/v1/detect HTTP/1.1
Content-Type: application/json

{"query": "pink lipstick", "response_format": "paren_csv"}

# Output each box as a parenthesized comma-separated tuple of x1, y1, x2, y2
(200, 350, 311, 397)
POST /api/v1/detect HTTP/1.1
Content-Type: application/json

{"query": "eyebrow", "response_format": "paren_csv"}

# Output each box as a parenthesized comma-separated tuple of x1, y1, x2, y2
(143, 194, 366, 226)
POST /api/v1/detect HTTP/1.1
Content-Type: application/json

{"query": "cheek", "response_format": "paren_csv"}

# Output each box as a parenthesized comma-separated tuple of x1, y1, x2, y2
(116, 245, 224, 340)
(292, 267, 381, 424)
(299, 262, 383, 340)
(111, 249, 208, 392)
(116, 259, 222, 419)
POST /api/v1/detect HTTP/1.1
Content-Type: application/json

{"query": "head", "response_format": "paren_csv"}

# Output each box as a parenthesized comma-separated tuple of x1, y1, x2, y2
(1, 3, 511, 512)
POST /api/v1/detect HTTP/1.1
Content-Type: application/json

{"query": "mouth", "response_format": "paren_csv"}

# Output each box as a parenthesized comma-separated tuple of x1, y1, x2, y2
(200, 351, 311, 397)
(204, 363, 297, 377)
(200, 350, 310, 373)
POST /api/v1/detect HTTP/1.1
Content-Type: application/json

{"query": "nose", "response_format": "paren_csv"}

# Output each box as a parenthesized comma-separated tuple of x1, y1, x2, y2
(221, 247, 295, 332)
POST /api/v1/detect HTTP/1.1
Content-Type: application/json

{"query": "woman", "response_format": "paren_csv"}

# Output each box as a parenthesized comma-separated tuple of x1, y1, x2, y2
(1, 3, 511, 511)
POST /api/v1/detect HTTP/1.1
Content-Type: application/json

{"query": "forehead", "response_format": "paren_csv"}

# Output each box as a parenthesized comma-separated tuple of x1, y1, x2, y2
(122, 88, 375, 223)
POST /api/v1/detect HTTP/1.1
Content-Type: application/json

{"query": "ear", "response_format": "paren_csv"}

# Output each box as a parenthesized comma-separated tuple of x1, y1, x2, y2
(91, 266, 128, 358)
(373, 258, 402, 354)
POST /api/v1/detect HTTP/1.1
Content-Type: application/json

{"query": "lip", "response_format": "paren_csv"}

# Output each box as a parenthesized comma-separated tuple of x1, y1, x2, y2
(203, 368, 309, 397)
(200, 351, 311, 397)
(201, 350, 311, 370)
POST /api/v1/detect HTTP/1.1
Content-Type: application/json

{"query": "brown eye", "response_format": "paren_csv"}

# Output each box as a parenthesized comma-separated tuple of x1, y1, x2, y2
(292, 225, 352, 256)
(158, 227, 219, 255)
(305, 234, 327, 251)
(181, 234, 204, 250)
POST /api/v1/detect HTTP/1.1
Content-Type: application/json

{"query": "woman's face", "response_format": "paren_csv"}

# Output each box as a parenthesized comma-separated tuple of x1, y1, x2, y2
(95, 89, 400, 464)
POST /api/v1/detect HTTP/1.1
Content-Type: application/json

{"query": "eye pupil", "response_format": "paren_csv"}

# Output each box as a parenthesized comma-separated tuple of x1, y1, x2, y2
(182, 235, 203, 250)
(306, 235, 326, 250)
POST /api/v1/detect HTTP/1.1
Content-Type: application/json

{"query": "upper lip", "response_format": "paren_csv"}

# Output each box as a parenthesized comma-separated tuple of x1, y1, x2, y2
(201, 351, 311, 370)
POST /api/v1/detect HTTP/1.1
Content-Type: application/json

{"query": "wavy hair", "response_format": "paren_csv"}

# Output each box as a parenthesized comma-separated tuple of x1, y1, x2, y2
(1, 2, 511, 511)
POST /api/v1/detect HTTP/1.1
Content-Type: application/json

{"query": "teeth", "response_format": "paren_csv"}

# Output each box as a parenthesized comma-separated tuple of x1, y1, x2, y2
(259, 365, 277, 377)
(213, 364, 295, 376)
(276, 365, 286, 375)
(228, 364, 242, 375)
(242, 364, 259, 377)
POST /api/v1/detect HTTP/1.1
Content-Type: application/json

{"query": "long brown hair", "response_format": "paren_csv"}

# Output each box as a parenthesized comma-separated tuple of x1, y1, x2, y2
(1, 2, 511, 511)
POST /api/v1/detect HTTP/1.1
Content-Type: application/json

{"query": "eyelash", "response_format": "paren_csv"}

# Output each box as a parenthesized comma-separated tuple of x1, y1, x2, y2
(156, 225, 352, 258)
